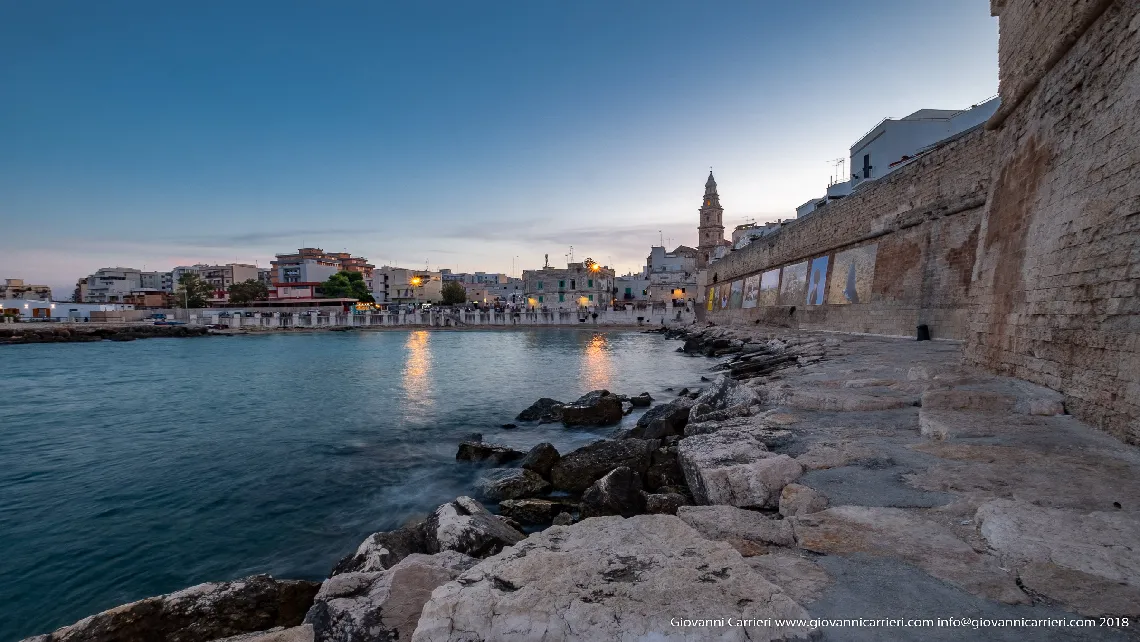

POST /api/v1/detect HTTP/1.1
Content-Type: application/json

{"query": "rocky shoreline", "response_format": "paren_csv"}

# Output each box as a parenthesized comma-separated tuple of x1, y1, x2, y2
(0, 324, 210, 344)
(21, 324, 1140, 641)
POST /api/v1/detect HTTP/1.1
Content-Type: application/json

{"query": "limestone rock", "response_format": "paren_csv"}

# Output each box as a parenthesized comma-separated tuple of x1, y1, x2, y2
(551, 512, 574, 526)
(1017, 561, 1140, 618)
(644, 492, 687, 515)
(746, 553, 834, 605)
(212, 625, 314, 642)
(778, 484, 829, 517)
(677, 505, 795, 553)
(618, 397, 694, 439)
(305, 552, 477, 642)
(560, 390, 624, 427)
(976, 499, 1140, 584)
(24, 575, 320, 642)
(519, 442, 560, 478)
(678, 431, 802, 508)
(455, 441, 524, 465)
(410, 515, 814, 641)
(630, 392, 653, 407)
(424, 496, 525, 559)
(580, 466, 646, 518)
(498, 498, 577, 525)
(331, 522, 427, 575)
(549, 438, 656, 493)
(474, 468, 551, 501)
(792, 506, 1027, 604)
(515, 397, 565, 423)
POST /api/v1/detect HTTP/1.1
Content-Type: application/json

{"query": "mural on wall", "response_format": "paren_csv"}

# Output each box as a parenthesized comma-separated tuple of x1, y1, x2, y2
(758, 269, 780, 307)
(827, 244, 878, 305)
(718, 283, 731, 310)
(779, 262, 808, 306)
(729, 280, 744, 309)
(742, 275, 760, 309)
(806, 256, 829, 305)
(707, 286, 716, 311)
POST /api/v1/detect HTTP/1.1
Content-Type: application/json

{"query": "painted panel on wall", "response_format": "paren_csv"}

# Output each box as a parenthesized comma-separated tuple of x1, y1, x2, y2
(780, 262, 808, 306)
(706, 286, 716, 311)
(758, 269, 780, 307)
(827, 244, 878, 305)
(806, 256, 829, 305)
(718, 284, 731, 310)
(729, 280, 744, 309)
(742, 275, 760, 309)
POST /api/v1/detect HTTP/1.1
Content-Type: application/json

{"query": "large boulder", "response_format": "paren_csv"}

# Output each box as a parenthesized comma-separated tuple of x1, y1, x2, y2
(455, 441, 524, 465)
(629, 392, 653, 407)
(646, 445, 686, 491)
(560, 390, 624, 427)
(549, 439, 657, 493)
(424, 496, 525, 558)
(305, 552, 476, 642)
(519, 442, 560, 478)
(498, 498, 578, 525)
(677, 505, 795, 556)
(580, 467, 646, 518)
(778, 484, 829, 517)
(23, 575, 320, 642)
(677, 431, 802, 508)
(474, 468, 551, 501)
(411, 515, 813, 641)
(618, 397, 694, 439)
(331, 522, 428, 575)
(644, 492, 688, 515)
(516, 398, 565, 423)
(689, 376, 757, 424)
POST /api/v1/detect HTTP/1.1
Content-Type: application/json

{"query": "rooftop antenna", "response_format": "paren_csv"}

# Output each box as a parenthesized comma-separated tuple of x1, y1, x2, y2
(659, 230, 663, 246)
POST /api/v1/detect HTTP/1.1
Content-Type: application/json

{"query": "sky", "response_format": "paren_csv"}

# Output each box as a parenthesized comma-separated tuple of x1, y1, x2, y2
(0, 0, 999, 295)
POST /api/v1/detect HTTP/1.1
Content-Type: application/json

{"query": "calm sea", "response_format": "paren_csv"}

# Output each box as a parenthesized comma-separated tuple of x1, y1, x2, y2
(0, 329, 712, 640)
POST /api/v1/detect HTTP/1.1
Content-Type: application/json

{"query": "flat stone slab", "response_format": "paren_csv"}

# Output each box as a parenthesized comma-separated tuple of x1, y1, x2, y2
(677, 505, 795, 553)
(678, 430, 803, 508)
(792, 506, 1027, 604)
(412, 515, 814, 641)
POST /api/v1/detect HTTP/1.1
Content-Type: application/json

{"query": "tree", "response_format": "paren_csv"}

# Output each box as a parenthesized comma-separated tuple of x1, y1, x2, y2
(319, 270, 374, 302)
(175, 273, 213, 308)
(441, 281, 467, 305)
(228, 279, 269, 305)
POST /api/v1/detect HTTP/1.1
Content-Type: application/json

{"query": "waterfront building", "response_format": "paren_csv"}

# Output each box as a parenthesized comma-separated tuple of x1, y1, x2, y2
(83, 267, 143, 303)
(171, 263, 258, 302)
(270, 248, 373, 300)
(2, 299, 134, 321)
(615, 274, 650, 303)
(1, 278, 53, 301)
(139, 271, 174, 292)
(644, 245, 699, 304)
(374, 267, 442, 305)
(697, 171, 731, 268)
(522, 261, 615, 310)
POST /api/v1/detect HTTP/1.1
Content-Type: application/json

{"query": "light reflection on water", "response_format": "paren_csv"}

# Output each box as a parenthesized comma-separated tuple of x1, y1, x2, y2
(0, 329, 712, 641)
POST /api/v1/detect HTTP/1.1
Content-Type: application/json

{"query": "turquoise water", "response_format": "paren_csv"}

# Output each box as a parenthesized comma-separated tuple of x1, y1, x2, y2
(0, 329, 710, 640)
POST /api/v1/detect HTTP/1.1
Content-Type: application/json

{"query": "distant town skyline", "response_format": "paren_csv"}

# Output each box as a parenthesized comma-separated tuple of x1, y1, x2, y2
(0, 0, 999, 295)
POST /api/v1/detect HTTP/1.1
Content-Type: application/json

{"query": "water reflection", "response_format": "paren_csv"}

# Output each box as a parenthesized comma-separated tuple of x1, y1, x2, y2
(402, 330, 433, 416)
(579, 333, 614, 391)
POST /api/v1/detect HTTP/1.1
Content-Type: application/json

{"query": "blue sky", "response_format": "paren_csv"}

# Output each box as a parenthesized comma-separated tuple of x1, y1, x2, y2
(0, 1, 998, 294)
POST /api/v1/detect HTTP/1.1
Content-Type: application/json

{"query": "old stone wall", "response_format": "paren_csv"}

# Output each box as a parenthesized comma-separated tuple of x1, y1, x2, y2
(965, 0, 1140, 443)
(703, 128, 994, 340)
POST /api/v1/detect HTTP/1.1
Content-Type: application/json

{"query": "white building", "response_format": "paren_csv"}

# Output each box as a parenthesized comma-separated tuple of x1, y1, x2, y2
(2, 299, 134, 321)
(1, 278, 52, 301)
(84, 267, 143, 302)
(523, 262, 615, 310)
(374, 267, 443, 305)
(615, 274, 650, 303)
(731, 221, 785, 250)
(644, 245, 699, 303)
(140, 271, 173, 292)
(797, 97, 1000, 218)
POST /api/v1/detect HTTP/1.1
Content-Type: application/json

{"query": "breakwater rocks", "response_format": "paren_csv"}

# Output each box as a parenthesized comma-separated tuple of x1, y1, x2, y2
(23, 324, 1140, 640)
(0, 324, 210, 344)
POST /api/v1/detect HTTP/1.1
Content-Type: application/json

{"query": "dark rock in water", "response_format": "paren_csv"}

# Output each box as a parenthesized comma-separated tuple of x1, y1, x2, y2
(499, 498, 577, 524)
(664, 387, 674, 392)
(682, 338, 703, 353)
(552, 512, 574, 526)
(645, 492, 688, 515)
(700, 376, 711, 382)
(423, 496, 525, 558)
(618, 397, 694, 440)
(687, 389, 702, 399)
(495, 514, 525, 532)
(580, 467, 646, 518)
(456, 441, 524, 465)
(677, 388, 690, 397)
(561, 390, 624, 427)
(331, 521, 429, 575)
(630, 392, 653, 407)
(550, 438, 657, 492)
(463, 432, 483, 443)
(647, 446, 686, 491)
(474, 468, 551, 501)
(306, 551, 477, 642)
(516, 398, 565, 423)
(23, 575, 319, 642)
(520, 442, 560, 478)
(501, 423, 518, 430)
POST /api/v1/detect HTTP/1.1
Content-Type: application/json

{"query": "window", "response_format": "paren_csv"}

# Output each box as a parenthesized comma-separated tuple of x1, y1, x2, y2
(681, 288, 685, 293)
(624, 287, 631, 295)
(559, 280, 564, 288)
(570, 279, 576, 289)
(538, 295, 544, 303)
(559, 293, 564, 302)
(862, 154, 871, 179)
(588, 294, 593, 302)
(587, 279, 593, 287)
(537, 282, 543, 290)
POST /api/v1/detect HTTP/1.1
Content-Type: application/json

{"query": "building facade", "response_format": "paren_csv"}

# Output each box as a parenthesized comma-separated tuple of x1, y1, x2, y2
(644, 245, 699, 303)
(1, 278, 53, 301)
(522, 261, 615, 310)
(84, 267, 143, 303)
(697, 171, 731, 267)
(374, 267, 443, 305)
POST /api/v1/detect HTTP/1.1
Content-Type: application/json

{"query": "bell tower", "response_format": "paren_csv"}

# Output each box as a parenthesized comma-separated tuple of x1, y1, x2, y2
(697, 170, 726, 266)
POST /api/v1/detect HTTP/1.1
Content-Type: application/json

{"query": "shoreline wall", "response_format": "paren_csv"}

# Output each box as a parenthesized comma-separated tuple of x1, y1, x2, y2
(701, 0, 1139, 443)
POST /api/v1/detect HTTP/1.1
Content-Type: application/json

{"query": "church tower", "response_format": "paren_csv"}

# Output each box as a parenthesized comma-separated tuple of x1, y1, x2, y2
(697, 171, 726, 266)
